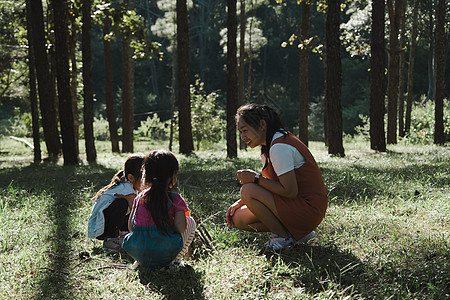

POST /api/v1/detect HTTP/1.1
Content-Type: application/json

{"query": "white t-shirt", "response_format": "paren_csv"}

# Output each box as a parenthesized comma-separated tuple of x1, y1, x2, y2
(261, 131, 305, 176)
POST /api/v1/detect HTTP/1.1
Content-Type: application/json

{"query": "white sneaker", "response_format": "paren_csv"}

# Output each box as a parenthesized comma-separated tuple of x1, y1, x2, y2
(292, 231, 316, 246)
(265, 235, 295, 251)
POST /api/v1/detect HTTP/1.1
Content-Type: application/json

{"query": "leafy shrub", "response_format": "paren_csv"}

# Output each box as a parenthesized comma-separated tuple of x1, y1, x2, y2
(404, 96, 450, 144)
(92, 115, 112, 141)
(190, 78, 226, 150)
(136, 113, 169, 140)
(3, 111, 33, 137)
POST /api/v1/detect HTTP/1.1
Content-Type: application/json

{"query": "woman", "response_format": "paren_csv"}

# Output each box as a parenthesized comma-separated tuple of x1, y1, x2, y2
(226, 103, 328, 250)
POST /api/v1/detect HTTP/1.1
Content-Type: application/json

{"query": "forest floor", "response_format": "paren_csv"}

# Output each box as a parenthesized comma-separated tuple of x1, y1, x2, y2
(0, 137, 449, 299)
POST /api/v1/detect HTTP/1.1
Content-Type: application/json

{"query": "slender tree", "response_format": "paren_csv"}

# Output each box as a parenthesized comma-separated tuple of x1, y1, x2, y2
(238, 0, 246, 150)
(121, 0, 136, 153)
(398, 1, 407, 138)
(325, 0, 344, 156)
(298, 1, 310, 146)
(29, 0, 61, 159)
(434, 0, 446, 145)
(226, 0, 238, 158)
(370, 0, 387, 152)
(82, 0, 97, 162)
(102, 11, 120, 153)
(25, 0, 41, 163)
(68, 5, 80, 155)
(405, 0, 419, 134)
(386, 0, 406, 144)
(52, 0, 79, 165)
(177, 0, 194, 154)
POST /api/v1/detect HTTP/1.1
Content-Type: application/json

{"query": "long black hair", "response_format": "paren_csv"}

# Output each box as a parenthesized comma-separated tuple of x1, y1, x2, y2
(143, 149, 179, 234)
(235, 103, 287, 157)
(92, 153, 144, 201)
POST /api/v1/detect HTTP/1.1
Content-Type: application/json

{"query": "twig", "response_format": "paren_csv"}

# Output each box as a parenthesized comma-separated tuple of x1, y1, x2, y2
(9, 136, 34, 149)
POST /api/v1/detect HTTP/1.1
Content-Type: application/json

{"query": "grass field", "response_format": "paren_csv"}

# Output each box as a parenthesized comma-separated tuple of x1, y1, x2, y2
(0, 137, 448, 299)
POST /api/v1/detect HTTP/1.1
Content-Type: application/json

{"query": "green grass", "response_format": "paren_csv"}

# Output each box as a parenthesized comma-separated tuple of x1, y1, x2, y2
(0, 137, 449, 299)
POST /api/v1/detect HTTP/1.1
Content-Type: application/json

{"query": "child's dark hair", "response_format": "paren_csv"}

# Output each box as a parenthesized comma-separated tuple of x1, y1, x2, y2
(235, 103, 286, 157)
(143, 150, 179, 234)
(92, 153, 144, 201)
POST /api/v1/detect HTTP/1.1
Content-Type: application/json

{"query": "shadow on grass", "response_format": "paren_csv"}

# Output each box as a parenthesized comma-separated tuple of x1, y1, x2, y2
(0, 162, 116, 299)
(259, 243, 366, 297)
(138, 264, 205, 299)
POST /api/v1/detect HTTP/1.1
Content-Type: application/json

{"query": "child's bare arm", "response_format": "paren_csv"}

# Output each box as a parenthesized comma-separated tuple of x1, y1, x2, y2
(114, 193, 136, 208)
(173, 211, 187, 234)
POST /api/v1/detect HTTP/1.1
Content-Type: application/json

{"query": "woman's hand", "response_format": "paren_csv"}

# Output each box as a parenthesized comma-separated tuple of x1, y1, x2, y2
(226, 200, 243, 226)
(236, 169, 258, 184)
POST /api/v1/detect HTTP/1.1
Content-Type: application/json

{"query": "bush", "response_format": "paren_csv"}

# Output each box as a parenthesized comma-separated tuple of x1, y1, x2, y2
(190, 78, 226, 150)
(91, 115, 112, 141)
(3, 111, 33, 138)
(136, 113, 170, 140)
(404, 96, 450, 144)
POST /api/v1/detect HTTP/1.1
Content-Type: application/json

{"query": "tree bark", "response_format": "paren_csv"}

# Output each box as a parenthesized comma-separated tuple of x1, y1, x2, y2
(398, 2, 406, 138)
(386, 0, 405, 145)
(102, 14, 120, 153)
(405, 0, 419, 134)
(29, 0, 61, 159)
(325, 0, 344, 156)
(82, 0, 97, 162)
(122, 0, 136, 153)
(370, 0, 387, 152)
(52, 0, 79, 165)
(68, 8, 80, 155)
(26, 0, 42, 163)
(434, 0, 445, 144)
(298, 2, 310, 146)
(238, 0, 246, 150)
(177, 0, 194, 154)
(226, 0, 238, 158)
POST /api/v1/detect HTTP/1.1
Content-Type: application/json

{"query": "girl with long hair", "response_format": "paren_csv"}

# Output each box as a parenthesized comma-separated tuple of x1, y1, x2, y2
(226, 103, 328, 250)
(122, 150, 196, 270)
(88, 153, 144, 251)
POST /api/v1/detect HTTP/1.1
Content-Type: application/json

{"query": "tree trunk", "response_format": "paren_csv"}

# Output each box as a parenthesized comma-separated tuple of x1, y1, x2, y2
(246, 3, 255, 102)
(298, 2, 310, 146)
(169, 48, 176, 152)
(102, 14, 120, 153)
(427, 1, 435, 101)
(29, 0, 61, 159)
(82, 0, 97, 162)
(26, 0, 42, 163)
(434, 0, 445, 144)
(325, 0, 344, 157)
(122, 0, 136, 153)
(177, 0, 194, 154)
(370, 0, 387, 152)
(386, 0, 405, 145)
(405, 0, 419, 134)
(398, 2, 406, 138)
(238, 0, 246, 150)
(68, 8, 80, 155)
(226, 0, 238, 158)
(52, 0, 79, 165)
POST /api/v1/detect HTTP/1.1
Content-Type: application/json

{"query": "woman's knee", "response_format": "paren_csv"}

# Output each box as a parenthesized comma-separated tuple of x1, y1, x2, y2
(240, 184, 256, 205)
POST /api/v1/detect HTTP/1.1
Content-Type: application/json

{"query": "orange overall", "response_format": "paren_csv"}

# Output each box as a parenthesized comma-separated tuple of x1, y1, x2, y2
(261, 133, 328, 240)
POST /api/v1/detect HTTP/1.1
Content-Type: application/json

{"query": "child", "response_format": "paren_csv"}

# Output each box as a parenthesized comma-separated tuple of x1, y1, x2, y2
(122, 149, 196, 271)
(87, 153, 144, 251)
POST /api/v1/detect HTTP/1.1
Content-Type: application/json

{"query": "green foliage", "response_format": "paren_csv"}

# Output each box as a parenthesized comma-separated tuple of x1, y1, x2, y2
(404, 96, 450, 144)
(92, 0, 162, 60)
(136, 113, 170, 140)
(190, 78, 226, 150)
(91, 115, 111, 141)
(0, 109, 33, 138)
